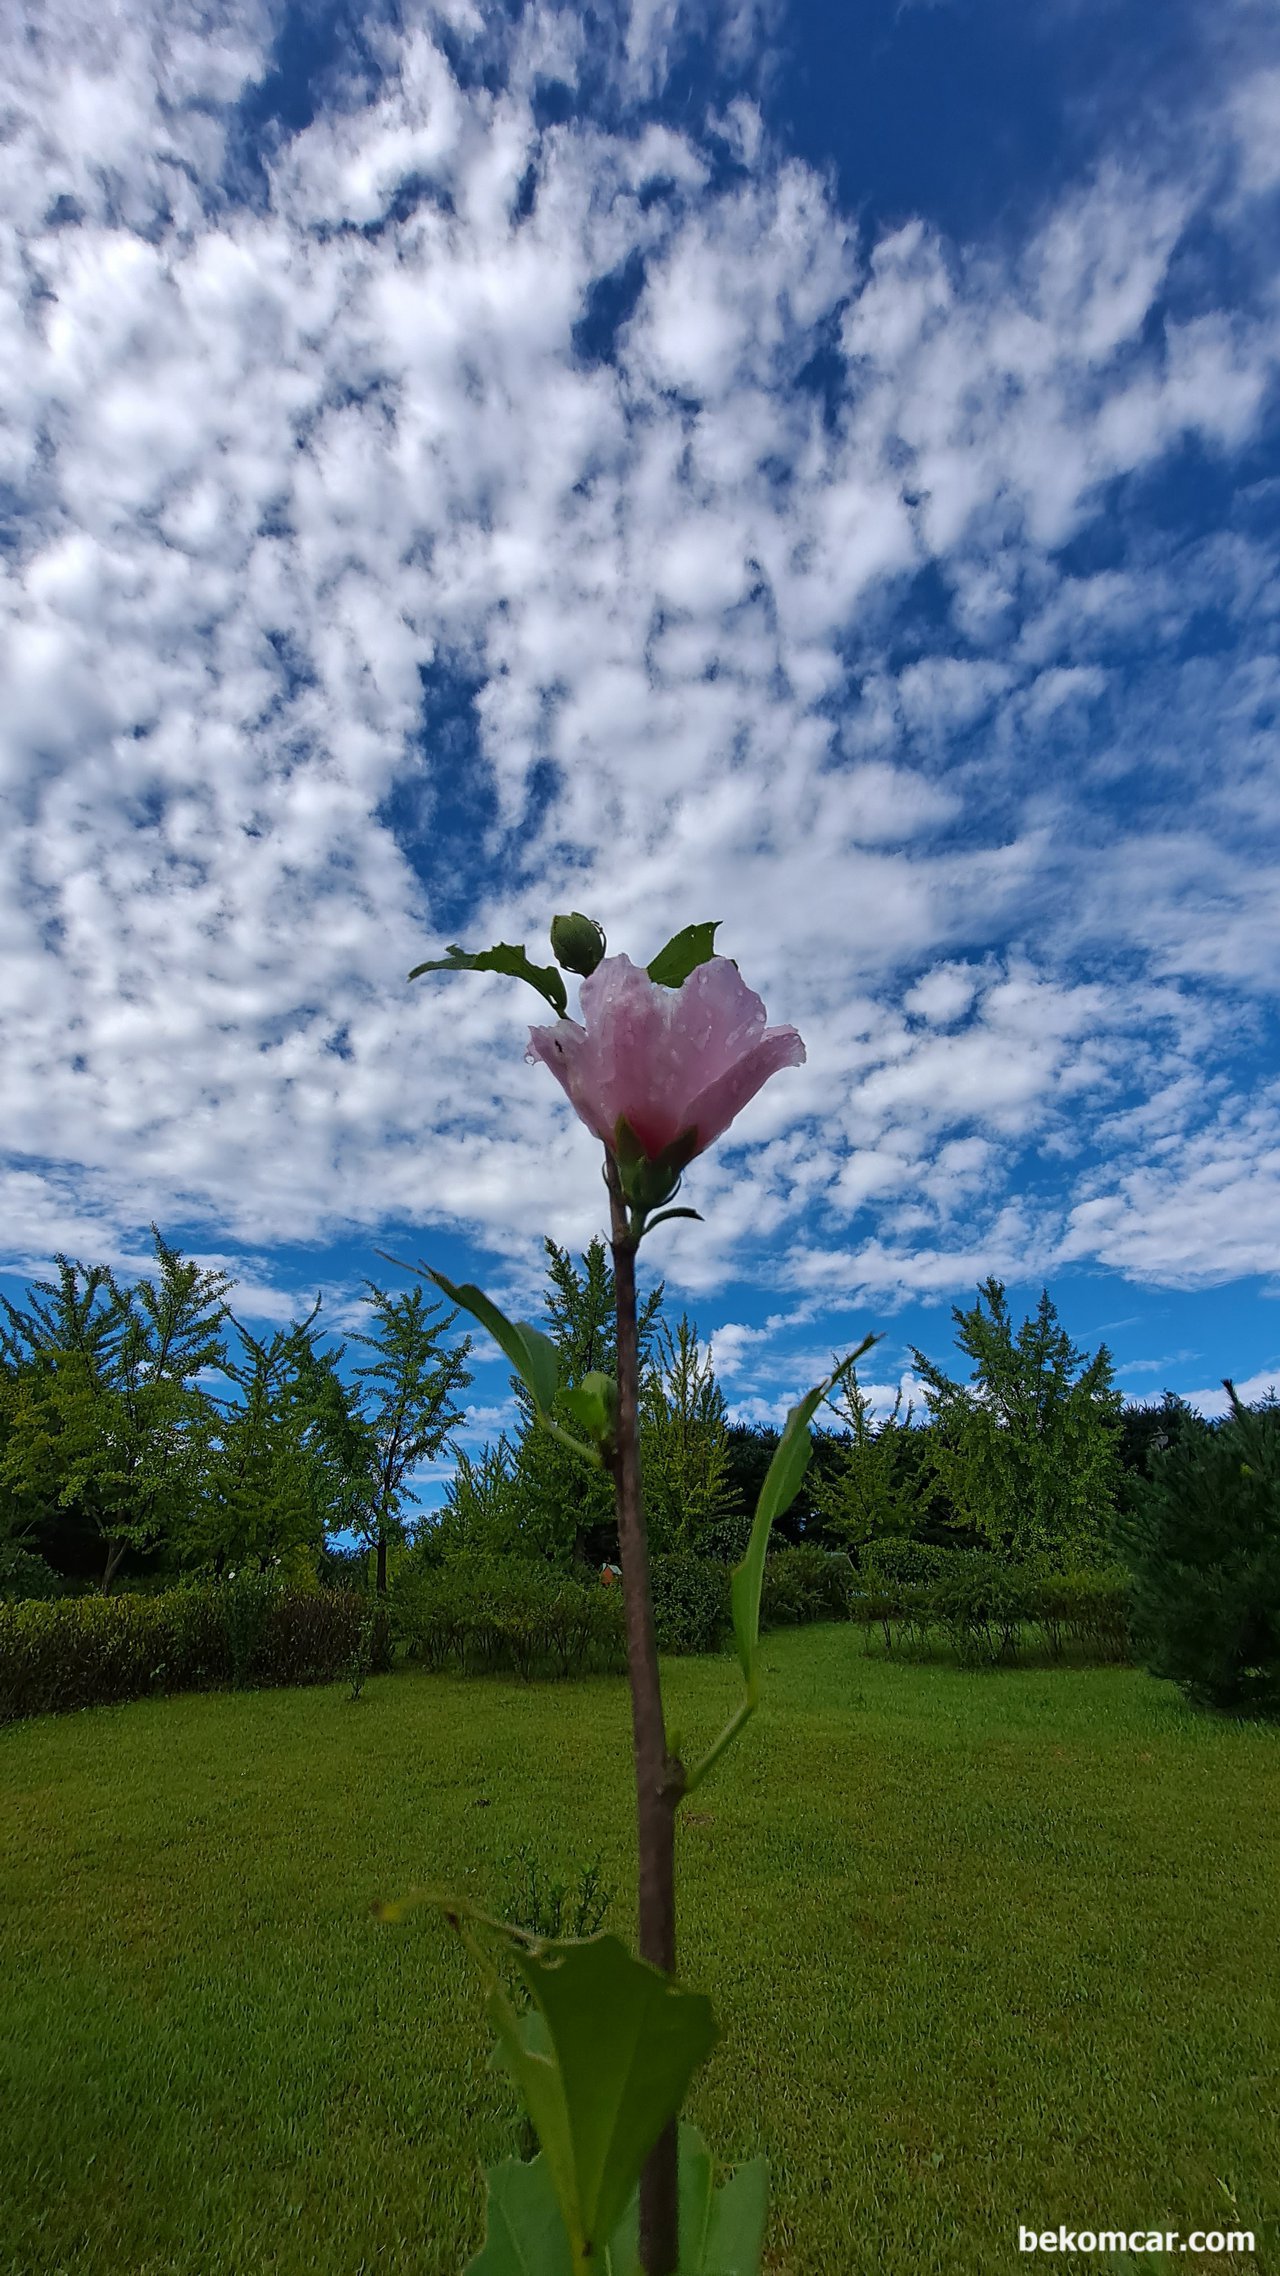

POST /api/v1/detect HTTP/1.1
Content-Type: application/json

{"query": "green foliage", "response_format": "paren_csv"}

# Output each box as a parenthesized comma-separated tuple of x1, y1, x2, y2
(647, 1554, 733, 1655)
(496, 1846, 616, 1945)
(389, 1553, 626, 1680)
(859, 1538, 953, 1589)
(369, 1889, 721, 2276)
(304, 1262, 477, 1591)
(759, 1544, 855, 1631)
(464, 2122, 767, 2276)
(408, 939, 569, 1017)
(805, 1367, 929, 1557)
(1023, 1565, 1132, 1663)
(0, 1539, 63, 1601)
(0, 1581, 391, 1721)
(637, 1314, 739, 1557)
(0, 1232, 234, 1591)
(908, 1279, 1125, 1566)
(1113, 1382, 1280, 1717)
(462, 1238, 668, 1569)
(929, 1554, 1036, 1666)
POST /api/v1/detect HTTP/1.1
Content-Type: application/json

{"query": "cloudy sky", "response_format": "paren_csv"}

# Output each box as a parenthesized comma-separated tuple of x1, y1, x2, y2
(3, 0, 1279, 1518)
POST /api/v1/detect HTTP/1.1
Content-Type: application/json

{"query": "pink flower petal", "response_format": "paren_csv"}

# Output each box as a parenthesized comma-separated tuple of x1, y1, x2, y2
(525, 952, 806, 1162)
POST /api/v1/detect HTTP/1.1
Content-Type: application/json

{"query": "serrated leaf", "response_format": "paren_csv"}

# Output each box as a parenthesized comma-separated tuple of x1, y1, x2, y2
(467, 2124, 767, 2276)
(464, 2154, 575, 2276)
(423, 1271, 559, 1418)
(409, 942, 568, 1019)
(645, 923, 722, 991)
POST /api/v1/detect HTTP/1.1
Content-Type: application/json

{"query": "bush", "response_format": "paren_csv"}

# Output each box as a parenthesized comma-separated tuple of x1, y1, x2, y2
(0, 1540, 63, 1601)
(1025, 1565, 1131, 1663)
(1114, 1390, 1280, 1717)
(389, 1553, 626, 1680)
(931, 1554, 1035, 1665)
(0, 1579, 391, 1722)
(648, 1553, 732, 1654)
(760, 1544, 855, 1631)
(858, 1538, 954, 1589)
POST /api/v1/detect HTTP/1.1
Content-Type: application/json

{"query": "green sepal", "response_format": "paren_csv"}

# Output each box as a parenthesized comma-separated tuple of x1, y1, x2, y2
(682, 1334, 881, 1800)
(613, 1119, 701, 1218)
(465, 2123, 767, 2276)
(409, 942, 569, 1019)
(645, 923, 723, 990)
(423, 1270, 560, 1417)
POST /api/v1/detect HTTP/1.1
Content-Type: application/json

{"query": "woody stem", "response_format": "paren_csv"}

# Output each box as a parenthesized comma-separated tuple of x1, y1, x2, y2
(605, 1150, 684, 2276)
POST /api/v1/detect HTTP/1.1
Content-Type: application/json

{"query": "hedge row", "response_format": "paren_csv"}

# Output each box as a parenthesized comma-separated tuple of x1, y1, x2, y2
(851, 1555, 1132, 1666)
(0, 1573, 393, 1722)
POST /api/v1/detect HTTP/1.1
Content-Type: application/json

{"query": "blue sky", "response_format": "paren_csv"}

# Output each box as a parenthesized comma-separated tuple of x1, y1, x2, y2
(2, 0, 1279, 1525)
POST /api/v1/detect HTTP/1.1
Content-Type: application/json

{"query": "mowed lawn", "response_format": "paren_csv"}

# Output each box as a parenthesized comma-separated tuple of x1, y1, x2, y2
(3, 1626, 1278, 2276)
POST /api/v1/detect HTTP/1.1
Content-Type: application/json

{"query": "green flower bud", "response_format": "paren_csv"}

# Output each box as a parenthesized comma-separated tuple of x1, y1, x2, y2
(550, 912, 607, 977)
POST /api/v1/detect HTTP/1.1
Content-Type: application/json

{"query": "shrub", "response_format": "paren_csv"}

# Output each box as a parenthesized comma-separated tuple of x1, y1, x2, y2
(760, 1544, 855, 1631)
(0, 1540, 63, 1601)
(928, 1554, 1035, 1666)
(389, 1553, 626, 1680)
(648, 1554, 732, 1655)
(1114, 1390, 1280, 1717)
(1025, 1565, 1131, 1663)
(858, 1538, 954, 1589)
(0, 1580, 390, 1722)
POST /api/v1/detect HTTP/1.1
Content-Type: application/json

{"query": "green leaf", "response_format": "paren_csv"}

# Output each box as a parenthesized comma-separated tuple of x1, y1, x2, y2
(682, 1333, 880, 1799)
(638, 1208, 705, 1239)
(409, 942, 569, 1019)
(491, 1933, 718, 2259)
(465, 2155, 575, 2276)
(645, 923, 722, 991)
(423, 1271, 560, 1418)
(466, 2124, 767, 2276)
(559, 1371, 617, 1455)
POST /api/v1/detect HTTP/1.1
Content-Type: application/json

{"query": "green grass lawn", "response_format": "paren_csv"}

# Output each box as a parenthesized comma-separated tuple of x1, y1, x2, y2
(3, 1627, 1278, 2276)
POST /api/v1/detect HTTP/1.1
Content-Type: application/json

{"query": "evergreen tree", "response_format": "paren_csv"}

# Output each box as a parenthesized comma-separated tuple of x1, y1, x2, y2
(805, 1366, 931, 1559)
(908, 1278, 1124, 1564)
(636, 1313, 738, 1556)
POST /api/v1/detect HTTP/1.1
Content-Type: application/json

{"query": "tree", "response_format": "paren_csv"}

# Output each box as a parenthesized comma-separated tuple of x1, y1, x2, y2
(301, 1265, 476, 1594)
(1114, 1381, 1280, 1717)
(908, 1279, 1125, 1565)
(0, 1231, 235, 1591)
(465, 1236, 668, 1570)
(176, 1298, 337, 1581)
(636, 1312, 739, 1556)
(805, 1365, 931, 1560)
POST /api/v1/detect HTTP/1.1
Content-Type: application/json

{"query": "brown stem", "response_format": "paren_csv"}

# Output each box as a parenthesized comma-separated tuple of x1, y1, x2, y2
(605, 1154, 684, 2276)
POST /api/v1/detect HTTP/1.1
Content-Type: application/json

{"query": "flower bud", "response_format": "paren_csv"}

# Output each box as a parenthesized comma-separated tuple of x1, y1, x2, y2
(550, 912, 606, 977)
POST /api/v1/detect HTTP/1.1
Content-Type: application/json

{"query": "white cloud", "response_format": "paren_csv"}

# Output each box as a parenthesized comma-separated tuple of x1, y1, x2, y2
(0, 0, 1278, 1356)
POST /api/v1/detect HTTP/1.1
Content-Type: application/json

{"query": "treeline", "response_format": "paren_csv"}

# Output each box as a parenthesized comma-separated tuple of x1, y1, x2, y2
(0, 1223, 1246, 1602)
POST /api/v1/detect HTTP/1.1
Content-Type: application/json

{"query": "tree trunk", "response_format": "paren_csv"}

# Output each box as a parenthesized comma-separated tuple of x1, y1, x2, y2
(100, 1538, 126, 1594)
(376, 1532, 388, 1596)
(606, 1156, 684, 2276)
